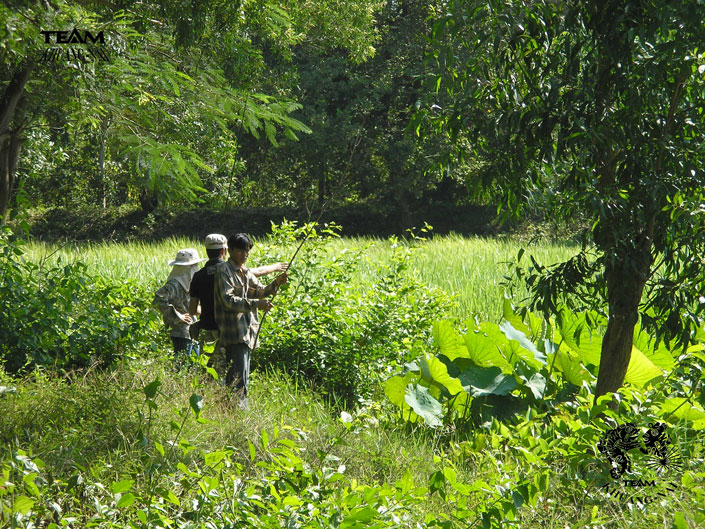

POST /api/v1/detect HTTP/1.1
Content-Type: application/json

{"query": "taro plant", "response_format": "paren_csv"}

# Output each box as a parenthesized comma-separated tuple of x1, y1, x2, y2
(385, 298, 690, 428)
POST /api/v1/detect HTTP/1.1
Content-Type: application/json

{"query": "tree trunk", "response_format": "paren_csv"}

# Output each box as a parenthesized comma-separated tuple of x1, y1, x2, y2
(139, 188, 159, 213)
(594, 231, 653, 401)
(98, 133, 106, 208)
(317, 173, 327, 207)
(0, 67, 32, 222)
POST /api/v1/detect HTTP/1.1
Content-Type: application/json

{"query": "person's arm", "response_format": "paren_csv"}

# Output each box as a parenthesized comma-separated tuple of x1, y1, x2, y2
(153, 282, 192, 325)
(247, 272, 287, 313)
(251, 262, 289, 277)
(215, 265, 260, 313)
(188, 296, 200, 318)
(253, 271, 288, 298)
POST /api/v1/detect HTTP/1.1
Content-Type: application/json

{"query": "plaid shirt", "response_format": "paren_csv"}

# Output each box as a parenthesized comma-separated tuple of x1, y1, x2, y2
(153, 279, 191, 339)
(213, 259, 279, 348)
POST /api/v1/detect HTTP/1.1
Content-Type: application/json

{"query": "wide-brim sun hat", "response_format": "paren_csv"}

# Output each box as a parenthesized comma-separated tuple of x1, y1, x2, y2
(169, 248, 206, 266)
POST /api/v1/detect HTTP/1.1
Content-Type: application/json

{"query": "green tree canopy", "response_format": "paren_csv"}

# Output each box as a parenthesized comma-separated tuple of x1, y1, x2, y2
(0, 0, 382, 217)
(236, 0, 466, 220)
(417, 0, 705, 398)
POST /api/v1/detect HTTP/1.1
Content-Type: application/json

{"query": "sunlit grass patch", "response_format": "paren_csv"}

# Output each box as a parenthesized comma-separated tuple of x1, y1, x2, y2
(24, 233, 577, 322)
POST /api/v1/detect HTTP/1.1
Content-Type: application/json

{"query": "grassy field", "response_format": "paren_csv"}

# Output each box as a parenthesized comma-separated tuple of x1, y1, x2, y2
(7, 233, 702, 529)
(23, 233, 578, 322)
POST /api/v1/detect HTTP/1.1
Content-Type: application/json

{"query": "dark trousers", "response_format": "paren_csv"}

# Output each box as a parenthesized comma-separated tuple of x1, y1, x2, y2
(171, 337, 199, 368)
(225, 343, 251, 396)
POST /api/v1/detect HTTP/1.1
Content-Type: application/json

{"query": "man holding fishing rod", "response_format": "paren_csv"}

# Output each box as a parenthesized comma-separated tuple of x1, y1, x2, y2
(213, 232, 288, 408)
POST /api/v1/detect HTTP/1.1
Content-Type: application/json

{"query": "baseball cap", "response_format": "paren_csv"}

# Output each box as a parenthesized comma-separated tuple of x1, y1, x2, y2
(204, 233, 228, 250)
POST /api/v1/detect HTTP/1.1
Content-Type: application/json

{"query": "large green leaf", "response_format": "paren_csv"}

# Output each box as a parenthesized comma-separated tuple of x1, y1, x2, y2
(502, 297, 531, 336)
(555, 309, 602, 366)
(554, 312, 667, 387)
(458, 365, 517, 397)
(523, 373, 546, 399)
(420, 354, 467, 396)
(632, 324, 675, 370)
(500, 321, 547, 369)
(464, 323, 513, 373)
(433, 320, 469, 360)
(624, 346, 662, 388)
(405, 385, 443, 427)
(384, 375, 419, 422)
(549, 345, 594, 386)
(384, 376, 407, 408)
(503, 297, 544, 340)
(660, 398, 705, 430)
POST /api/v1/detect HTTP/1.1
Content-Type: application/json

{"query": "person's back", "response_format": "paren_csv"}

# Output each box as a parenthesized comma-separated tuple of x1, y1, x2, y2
(189, 257, 221, 331)
(187, 234, 228, 378)
(153, 247, 205, 364)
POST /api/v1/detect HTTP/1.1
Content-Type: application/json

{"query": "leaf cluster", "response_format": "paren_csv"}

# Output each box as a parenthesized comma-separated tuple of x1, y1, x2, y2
(417, 0, 705, 347)
(0, 223, 163, 372)
(255, 220, 449, 406)
(385, 298, 704, 430)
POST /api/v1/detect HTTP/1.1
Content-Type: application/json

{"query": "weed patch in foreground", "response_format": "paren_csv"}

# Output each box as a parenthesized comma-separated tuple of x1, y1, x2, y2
(2, 360, 703, 529)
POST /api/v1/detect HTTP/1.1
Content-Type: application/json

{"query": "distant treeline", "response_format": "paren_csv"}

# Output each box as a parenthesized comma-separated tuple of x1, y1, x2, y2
(26, 202, 507, 242)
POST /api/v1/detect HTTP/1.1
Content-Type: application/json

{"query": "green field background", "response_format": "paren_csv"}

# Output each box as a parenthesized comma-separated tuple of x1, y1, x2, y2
(25, 234, 579, 321)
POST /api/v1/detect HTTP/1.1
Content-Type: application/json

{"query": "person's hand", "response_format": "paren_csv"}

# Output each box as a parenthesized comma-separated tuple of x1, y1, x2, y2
(181, 313, 193, 324)
(276, 262, 290, 272)
(257, 299, 273, 312)
(275, 271, 289, 287)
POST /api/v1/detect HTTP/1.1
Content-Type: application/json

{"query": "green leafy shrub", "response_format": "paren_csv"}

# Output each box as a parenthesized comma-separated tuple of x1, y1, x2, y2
(255, 221, 448, 405)
(385, 298, 703, 428)
(0, 225, 162, 372)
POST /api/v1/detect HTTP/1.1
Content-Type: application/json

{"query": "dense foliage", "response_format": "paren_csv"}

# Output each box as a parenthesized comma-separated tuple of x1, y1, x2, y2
(387, 299, 705, 429)
(1, 0, 473, 222)
(256, 221, 448, 404)
(415, 0, 705, 398)
(0, 0, 382, 218)
(1, 309, 703, 528)
(0, 223, 163, 372)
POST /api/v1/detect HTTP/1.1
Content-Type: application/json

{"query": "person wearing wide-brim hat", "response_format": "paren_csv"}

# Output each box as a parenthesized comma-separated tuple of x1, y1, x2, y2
(153, 248, 206, 362)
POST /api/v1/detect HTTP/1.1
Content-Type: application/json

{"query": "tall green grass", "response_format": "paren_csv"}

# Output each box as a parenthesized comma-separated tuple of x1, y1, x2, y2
(24, 234, 578, 322)
(328, 234, 578, 320)
(7, 234, 703, 529)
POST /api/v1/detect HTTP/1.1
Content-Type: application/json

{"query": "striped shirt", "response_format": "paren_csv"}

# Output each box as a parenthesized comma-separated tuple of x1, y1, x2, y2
(213, 259, 279, 348)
